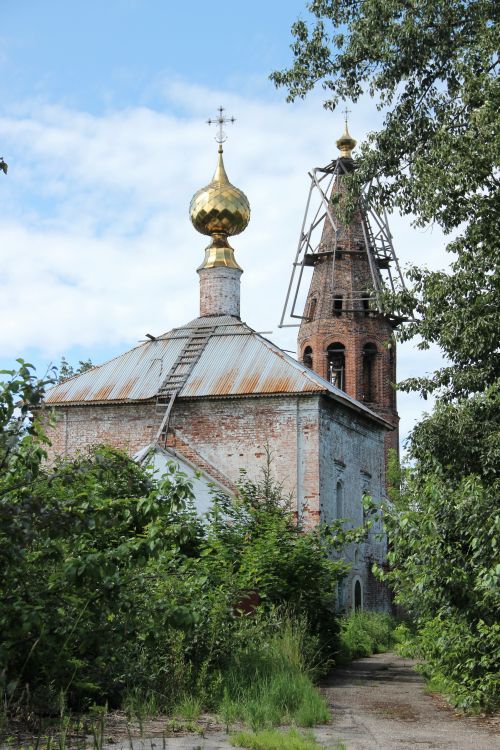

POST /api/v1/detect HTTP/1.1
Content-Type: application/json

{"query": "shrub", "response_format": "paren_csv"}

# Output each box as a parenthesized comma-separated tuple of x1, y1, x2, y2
(337, 611, 396, 663)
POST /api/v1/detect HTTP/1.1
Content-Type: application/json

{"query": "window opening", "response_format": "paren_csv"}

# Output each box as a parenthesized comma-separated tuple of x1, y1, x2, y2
(361, 292, 371, 316)
(327, 343, 345, 391)
(333, 296, 343, 317)
(354, 580, 363, 610)
(362, 343, 377, 402)
(303, 346, 313, 369)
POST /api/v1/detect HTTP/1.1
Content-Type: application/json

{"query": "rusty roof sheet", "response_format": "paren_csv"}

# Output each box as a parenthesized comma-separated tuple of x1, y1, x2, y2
(44, 315, 388, 426)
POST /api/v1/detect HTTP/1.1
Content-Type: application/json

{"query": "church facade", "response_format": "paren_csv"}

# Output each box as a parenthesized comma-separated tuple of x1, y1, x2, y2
(43, 123, 396, 612)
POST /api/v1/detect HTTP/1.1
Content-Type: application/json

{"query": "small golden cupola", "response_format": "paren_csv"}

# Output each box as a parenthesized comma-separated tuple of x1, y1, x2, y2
(336, 112, 357, 159)
(190, 108, 250, 318)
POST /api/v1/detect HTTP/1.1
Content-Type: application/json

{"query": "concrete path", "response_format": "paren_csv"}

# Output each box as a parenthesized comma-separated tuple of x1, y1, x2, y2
(102, 653, 499, 750)
(315, 652, 500, 750)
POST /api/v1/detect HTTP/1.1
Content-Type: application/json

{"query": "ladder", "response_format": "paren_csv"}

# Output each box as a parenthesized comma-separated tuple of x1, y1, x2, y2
(154, 326, 216, 445)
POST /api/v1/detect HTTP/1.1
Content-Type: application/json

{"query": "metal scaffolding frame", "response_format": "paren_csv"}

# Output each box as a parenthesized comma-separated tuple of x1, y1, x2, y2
(279, 158, 406, 328)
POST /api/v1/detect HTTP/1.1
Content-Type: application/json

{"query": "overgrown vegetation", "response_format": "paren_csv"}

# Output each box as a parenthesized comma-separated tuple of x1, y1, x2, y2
(336, 611, 395, 664)
(0, 363, 370, 731)
(380, 444, 499, 712)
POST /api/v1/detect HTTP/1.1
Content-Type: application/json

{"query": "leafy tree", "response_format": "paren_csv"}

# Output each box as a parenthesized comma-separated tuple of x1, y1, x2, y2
(381, 438, 499, 712)
(57, 356, 94, 383)
(271, 0, 499, 399)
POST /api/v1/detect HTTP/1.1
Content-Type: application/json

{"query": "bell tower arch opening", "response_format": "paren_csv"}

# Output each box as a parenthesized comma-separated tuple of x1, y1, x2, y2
(327, 343, 346, 391)
(362, 343, 378, 403)
(303, 346, 313, 369)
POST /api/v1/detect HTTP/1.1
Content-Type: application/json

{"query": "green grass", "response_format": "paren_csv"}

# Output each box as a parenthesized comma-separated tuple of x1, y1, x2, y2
(230, 727, 345, 750)
(337, 611, 396, 664)
(172, 695, 202, 721)
(218, 615, 329, 730)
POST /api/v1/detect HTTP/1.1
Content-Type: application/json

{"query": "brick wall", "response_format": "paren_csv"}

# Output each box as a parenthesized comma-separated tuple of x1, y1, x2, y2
(43, 391, 390, 610)
(198, 266, 242, 317)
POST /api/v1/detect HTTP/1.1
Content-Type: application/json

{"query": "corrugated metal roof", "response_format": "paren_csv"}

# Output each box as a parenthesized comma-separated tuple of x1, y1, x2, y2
(44, 315, 388, 426)
(45, 337, 187, 404)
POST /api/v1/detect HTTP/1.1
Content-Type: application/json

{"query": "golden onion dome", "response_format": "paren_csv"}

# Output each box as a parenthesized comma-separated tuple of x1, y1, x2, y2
(190, 146, 250, 270)
(336, 123, 357, 159)
(190, 147, 250, 236)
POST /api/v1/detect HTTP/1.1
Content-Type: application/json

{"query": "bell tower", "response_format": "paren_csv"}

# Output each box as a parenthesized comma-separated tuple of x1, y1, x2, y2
(280, 120, 406, 463)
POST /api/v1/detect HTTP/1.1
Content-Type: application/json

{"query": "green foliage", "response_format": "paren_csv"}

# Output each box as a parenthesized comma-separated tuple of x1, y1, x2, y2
(272, 0, 499, 401)
(0, 366, 350, 720)
(230, 728, 337, 750)
(336, 611, 395, 663)
(57, 357, 94, 384)
(381, 438, 500, 711)
(272, 3, 500, 710)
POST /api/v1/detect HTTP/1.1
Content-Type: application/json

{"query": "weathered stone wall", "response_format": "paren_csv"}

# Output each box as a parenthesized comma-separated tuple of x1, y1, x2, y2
(43, 395, 321, 522)
(168, 396, 321, 522)
(318, 396, 390, 612)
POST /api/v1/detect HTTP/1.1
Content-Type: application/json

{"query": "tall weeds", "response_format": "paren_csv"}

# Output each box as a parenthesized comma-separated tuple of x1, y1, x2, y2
(217, 612, 329, 730)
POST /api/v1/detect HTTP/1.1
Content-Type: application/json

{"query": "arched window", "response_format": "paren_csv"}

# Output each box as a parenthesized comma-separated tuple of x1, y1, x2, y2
(354, 579, 363, 610)
(303, 346, 313, 369)
(327, 343, 345, 391)
(362, 343, 378, 402)
(336, 480, 343, 519)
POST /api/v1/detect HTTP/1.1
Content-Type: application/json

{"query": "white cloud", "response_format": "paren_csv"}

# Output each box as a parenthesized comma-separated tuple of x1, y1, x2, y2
(0, 82, 450, 446)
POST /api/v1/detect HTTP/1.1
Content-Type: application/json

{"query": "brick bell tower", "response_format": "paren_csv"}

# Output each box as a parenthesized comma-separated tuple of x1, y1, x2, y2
(280, 120, 406, 464)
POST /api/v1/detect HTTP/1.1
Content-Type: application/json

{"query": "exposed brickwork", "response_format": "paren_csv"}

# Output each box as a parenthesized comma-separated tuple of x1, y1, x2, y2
(198, 266, 242, 317)
(298, 160, 400, 470)
(43, 402, 158, 460)
(318, 396, 390, 611)
(168, 396, 321, 524)
(165, 429, 237, 493)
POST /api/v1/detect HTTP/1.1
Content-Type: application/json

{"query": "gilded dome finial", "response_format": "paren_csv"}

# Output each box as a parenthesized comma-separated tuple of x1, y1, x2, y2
(336, 106, 357, 159)
(190, 108, 250, 271)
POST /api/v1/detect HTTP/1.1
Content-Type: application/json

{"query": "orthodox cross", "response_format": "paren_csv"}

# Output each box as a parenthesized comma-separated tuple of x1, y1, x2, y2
(342, 106, 351, 127)
(207, 106, 235, 144)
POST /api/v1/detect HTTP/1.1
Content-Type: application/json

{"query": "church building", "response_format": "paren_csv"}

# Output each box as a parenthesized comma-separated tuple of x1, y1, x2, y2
(43, 116, 401, 612)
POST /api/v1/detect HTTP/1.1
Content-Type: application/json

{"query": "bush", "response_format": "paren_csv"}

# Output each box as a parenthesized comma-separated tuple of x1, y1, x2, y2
(381, 432, 500, 713)
(337, 611, 396, 663)
(397, 615, 500, 713)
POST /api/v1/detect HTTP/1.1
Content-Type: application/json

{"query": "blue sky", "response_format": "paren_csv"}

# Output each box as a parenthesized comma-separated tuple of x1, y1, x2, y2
(0, 1, 446, 447)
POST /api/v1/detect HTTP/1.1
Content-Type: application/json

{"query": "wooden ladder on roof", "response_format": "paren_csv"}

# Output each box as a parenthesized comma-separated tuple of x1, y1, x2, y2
(154, 326, 216, 446)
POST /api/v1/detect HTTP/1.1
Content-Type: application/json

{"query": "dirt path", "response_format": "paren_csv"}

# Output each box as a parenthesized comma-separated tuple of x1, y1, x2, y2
(314, 651, 500, 750)
(97, 652, 499, 749)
